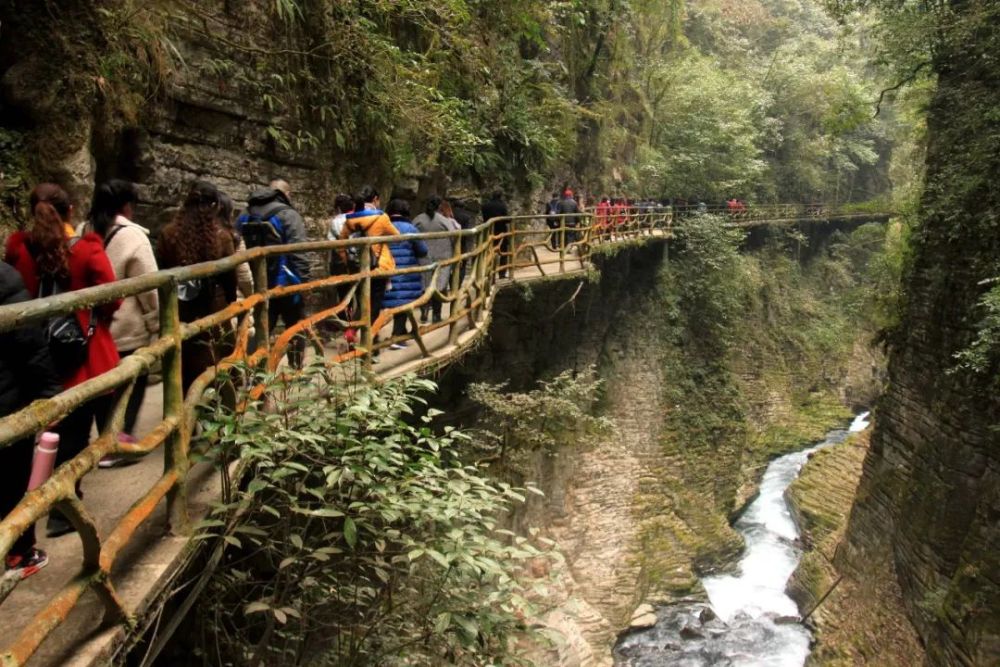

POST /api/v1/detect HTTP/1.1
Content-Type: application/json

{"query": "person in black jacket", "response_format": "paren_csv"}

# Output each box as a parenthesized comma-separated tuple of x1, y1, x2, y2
(244, 179, 311, 369)
(481, 191, 510, 278)
(452, 199, 478, 285)
(0, 262, 63, 579)
(557, 188, 581, 246)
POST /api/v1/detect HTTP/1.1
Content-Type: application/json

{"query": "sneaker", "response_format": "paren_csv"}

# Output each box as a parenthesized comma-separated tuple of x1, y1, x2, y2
(389, 342, 408, 350)
(99, 434, 140, 469)
(98, 456, 138, 469)
(4, 548, 49, 580)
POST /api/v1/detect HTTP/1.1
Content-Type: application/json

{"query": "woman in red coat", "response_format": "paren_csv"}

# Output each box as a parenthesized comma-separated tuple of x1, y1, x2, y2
(5, 183, 121, 537)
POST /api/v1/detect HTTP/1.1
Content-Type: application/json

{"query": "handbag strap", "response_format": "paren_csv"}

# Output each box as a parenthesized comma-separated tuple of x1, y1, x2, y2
(103, 224, 126, 249)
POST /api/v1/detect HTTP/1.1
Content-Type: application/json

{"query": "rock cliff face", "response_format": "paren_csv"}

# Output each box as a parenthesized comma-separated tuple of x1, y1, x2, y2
(787, 431, 924, 664)
(0, 1, 338, 235)
(437, 220, 888, 664)
(837, 8, 1000, 666)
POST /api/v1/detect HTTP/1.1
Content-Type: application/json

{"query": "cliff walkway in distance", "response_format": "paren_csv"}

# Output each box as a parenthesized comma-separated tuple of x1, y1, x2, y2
(0, 204, 890, 667)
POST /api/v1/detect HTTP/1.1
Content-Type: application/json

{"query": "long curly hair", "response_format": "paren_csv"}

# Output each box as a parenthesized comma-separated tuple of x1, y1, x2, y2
(28, 183, 73, 282)
(161, 180, 225, 265)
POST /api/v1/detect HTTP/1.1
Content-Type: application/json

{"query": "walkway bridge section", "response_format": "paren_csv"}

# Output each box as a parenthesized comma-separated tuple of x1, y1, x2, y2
(0, 205, 889, 666)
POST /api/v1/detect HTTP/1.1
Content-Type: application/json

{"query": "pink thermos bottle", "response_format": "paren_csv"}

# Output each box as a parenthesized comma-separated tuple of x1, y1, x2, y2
(28, 432, 60, 491)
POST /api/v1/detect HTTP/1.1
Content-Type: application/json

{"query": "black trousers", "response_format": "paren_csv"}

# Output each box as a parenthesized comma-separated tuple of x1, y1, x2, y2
(392, 312, 410, 337)
(118, 350, 148, 436)
(370, 278, 388, 336)
(547, 219, 561, 248)
(54, 393, 115, 497)
(0, 436, 36, 555)
(269, 295, 306, 369)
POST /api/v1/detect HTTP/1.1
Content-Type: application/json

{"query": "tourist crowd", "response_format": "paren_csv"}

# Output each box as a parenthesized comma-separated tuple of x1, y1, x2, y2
(0, 178, 524, 581)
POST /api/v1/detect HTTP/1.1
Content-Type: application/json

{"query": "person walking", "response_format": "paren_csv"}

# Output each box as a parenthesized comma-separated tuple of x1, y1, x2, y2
(413, 196, 459, 324)
(451, 198, 478, 285)
(557, 188, 580, 246)
(5, 183, 122, 537)
(595, 196, 611, 241)
(545, 192, 561, 249)
(0, 263, 63, 577)
(242, 179, 311, 369)
(77, 180, 159, 467)
(383, 199, 428, 349)
(337, 186, 399, 355)
(217, 193, 254, 302)
(481, 191, 510, 278)
(156, 181, 238, 393)
(327, 193, 358, 319)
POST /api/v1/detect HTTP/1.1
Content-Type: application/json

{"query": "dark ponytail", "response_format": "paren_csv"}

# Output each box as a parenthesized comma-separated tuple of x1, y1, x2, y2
(425, 195, 442, 217)
(89, 179, 138, 237)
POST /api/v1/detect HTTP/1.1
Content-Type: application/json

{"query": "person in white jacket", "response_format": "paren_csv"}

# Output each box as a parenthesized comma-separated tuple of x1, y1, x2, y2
(79, 180, 159, 466)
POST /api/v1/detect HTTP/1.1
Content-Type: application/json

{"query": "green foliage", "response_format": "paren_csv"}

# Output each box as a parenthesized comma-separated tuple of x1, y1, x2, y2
(579, 0, 890, 203)
(952, 281, 1000, 385)
(468, 367, 612, 474)
(164, 0, 578, 190)
(665, 214, 747, 354)
(192, 368, 548, 666)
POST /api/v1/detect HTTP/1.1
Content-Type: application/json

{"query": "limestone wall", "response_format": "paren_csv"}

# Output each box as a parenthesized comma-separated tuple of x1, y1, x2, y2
(837, 12, 1000, 665)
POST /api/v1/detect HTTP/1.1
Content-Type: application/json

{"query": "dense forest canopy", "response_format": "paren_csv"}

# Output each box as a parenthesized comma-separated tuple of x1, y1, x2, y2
(0, 0, 919, 217)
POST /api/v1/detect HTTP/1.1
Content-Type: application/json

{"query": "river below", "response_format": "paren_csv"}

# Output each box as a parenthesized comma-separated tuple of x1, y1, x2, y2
(615, 412, 871, 667)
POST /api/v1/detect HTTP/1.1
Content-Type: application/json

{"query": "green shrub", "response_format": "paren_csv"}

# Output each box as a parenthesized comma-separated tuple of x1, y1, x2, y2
(192, 367, 548, 666)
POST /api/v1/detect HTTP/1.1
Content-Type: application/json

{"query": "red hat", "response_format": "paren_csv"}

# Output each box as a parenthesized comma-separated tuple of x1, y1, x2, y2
(563, 188, 574, 197)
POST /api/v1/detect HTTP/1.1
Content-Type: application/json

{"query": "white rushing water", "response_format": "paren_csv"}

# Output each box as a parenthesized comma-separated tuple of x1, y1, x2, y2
(616, 412, 870, 667)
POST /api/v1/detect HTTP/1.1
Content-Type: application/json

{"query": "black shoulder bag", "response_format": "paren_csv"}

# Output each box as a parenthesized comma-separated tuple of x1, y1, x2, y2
(39, 239, 96, 376)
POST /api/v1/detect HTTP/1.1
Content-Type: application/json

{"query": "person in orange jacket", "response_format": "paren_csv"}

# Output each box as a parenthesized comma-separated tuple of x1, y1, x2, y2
(338, 186, 400, 352)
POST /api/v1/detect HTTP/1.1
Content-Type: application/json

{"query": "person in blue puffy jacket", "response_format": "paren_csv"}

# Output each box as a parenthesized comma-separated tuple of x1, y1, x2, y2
(383, 199, 428, 349)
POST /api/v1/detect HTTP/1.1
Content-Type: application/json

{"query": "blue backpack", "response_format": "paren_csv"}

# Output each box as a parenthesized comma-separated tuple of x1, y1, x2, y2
(237, 210, 302, 299)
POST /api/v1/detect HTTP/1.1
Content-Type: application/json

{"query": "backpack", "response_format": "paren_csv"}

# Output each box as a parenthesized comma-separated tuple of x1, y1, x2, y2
(237, 210, 302, 300)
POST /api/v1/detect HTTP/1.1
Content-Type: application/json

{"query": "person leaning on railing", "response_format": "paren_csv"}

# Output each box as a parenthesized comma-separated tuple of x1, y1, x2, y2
(337, 186, 399, 357)
(4, 183, 122, 538)
(0, 263, 64, 579)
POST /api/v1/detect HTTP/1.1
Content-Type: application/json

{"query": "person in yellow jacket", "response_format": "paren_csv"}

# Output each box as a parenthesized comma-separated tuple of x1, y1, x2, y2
(338, 186, 399, 353)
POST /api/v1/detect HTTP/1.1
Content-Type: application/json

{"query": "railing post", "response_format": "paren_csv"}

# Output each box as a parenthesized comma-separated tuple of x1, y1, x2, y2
(250, 256, 269, 357)
(359, 244, 373, 370)
(159, 281, 190, 535)
(448, 232, 462, 344)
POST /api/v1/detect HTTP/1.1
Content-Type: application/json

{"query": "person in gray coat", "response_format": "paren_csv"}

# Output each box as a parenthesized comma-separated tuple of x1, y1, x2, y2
(243, 179, 311, 368)
(413, 195, 459, 323)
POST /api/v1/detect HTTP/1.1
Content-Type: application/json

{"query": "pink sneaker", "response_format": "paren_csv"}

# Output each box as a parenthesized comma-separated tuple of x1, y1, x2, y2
(99, 434, 139, 469)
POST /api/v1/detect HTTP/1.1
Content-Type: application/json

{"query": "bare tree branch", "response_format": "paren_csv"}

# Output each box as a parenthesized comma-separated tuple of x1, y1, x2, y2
(874, 61, 932, 117)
